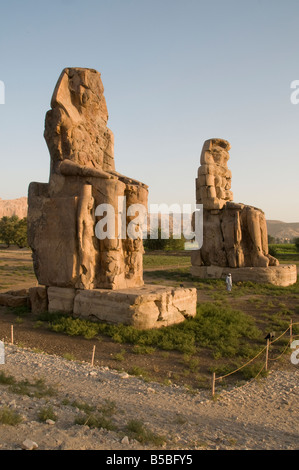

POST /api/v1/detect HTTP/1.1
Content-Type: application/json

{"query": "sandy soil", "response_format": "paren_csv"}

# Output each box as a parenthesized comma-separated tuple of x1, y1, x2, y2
(0, 343, 298, 451)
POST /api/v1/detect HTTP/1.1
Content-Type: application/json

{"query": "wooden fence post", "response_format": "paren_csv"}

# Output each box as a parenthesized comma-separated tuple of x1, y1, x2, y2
(11, 325, 14, 345)
(91, 345, 96, 367)
(265, 338, 269, 371)
(211, 372, 216, 397)
(290, 319, 293, 346)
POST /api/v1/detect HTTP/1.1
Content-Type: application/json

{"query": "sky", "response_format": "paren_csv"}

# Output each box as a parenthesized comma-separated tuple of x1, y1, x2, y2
(0, 0, 299, 222)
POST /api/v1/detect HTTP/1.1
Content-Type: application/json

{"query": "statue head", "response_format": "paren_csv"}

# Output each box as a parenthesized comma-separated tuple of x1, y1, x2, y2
(196, 138, 233, 210)
(45, 67, 115, 173)
(51, 67, 108, 122)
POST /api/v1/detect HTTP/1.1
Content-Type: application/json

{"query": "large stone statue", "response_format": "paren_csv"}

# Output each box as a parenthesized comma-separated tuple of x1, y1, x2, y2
(27, 67, 197, 328)
(191, 138, 297, 286)
(28, 67, 147, 291)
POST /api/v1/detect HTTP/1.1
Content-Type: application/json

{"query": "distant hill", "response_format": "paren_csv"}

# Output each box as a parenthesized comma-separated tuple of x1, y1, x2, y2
(0, 197, 28, 219)
(0, 197, 298, 242)
(266, 220, 299, 242)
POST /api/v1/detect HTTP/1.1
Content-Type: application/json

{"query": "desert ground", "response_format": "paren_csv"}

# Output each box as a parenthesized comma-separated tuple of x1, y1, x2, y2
(0, 247, 298, 450)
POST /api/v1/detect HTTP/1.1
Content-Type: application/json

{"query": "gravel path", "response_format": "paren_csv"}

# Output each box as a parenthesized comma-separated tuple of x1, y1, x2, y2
(0, 344, 298, 450)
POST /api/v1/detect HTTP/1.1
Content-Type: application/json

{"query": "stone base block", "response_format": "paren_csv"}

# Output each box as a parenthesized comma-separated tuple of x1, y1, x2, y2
(0, 290, 29, 308)
(73, 285, 197, 329)
(45, 285, 197, 329)
(190, 264, 297, 287)
(48, 287, 76, 313)
(29, 287, 48, 314)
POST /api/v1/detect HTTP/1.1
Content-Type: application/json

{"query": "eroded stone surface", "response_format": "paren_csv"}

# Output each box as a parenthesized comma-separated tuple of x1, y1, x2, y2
(48, 287, 76, 313)
(192, 138, 296, 286)
(28, 68, 148, 291)
(73, 285, 197, 329)
(28, 287, 48, 314)
(0, 290, 29, 308)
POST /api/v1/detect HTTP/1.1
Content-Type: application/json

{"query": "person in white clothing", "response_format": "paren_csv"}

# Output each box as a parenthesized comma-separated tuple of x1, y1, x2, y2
(226, 273, 232, 292)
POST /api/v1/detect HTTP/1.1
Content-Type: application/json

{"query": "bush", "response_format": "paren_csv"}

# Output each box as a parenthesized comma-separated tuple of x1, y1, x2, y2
(0, 216, 28, 248)
(268, 245, 278, 257)
(44, 303, 261, 358)
(143, 228, 186, 251)
(38, 405, 58, 423)
(0, 406, 23, 426)
(294, 237, 299, 252)
(125, 419, 166, 446)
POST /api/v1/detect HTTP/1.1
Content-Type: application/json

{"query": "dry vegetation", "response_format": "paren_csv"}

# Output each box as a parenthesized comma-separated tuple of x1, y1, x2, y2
(0, 246, 298, 392)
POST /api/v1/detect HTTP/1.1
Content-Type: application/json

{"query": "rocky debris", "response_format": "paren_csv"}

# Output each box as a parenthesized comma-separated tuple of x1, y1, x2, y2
(0, 289, 29, 308)
(21, 439, 38, 450)
(0, 344, 298, 450)
(28, 287, 48, 314)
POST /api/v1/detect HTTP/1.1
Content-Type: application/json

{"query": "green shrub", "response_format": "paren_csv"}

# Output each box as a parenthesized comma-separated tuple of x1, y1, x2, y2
(125, 419, 166, 446)
(0, 406, 23, 426)
(75, 412, 116, 431)
(268, 245, 278, 257)
(38, 405, 58, 422)
(44, 302, 262, 358)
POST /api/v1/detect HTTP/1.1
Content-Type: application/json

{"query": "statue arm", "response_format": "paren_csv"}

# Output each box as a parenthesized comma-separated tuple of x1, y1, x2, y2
(109, 169, 148, 189)
(59, 160, 117, 179)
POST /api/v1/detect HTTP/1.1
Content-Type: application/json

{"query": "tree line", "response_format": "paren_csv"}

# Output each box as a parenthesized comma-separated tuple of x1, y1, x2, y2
(0, 217, 186, 251)
(0, 216, 28, 248)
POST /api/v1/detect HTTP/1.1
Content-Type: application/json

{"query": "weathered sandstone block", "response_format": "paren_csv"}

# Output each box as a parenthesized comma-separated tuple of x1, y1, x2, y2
(73, 285, 197, 329)
(28, 287, 48, 314)
(48, 287, 76, 313)
(0, 290, 29, 308)
(191, 138, 296, 286)
(28, 68, 148, 291)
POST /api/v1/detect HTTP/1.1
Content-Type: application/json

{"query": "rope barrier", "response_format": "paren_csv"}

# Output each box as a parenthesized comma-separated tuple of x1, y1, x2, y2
(211, 319, 299, 397)
(215, 345, 267, 382)
(268, 339, 292, 362)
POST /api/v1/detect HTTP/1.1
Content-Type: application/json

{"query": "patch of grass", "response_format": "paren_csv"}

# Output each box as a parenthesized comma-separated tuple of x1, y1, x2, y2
(41, 302, 263, 358)
(38, 405, 58, 423)
(132, 345, 156, 355)
(71, 400, 96, 413)
(0, 371, 16, 385)
(181, 354, 200, 371)
(113, 349, 126, 361)
(98, 399, 117, 417)
(125, 419, 166, 446)
(128, 366, 151, 380)
(240, 362, 268, 380)
(74, 412, 116, 431)
(63, 353, 77, 361)
(9, 377, 58, 398)
(0, 406, 23, 426)
(33, 321, 44, 329)
(50, 316, 100, 339)
(143, 254, 191, 268)
(8, 305, 30, 317)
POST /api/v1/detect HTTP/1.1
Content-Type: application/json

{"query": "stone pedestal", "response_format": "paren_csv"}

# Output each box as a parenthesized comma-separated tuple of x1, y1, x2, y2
(47, 285, 197, 329)
(190, 264, 297, 287)
(191, 138, 297, 287)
